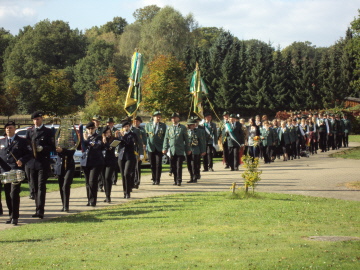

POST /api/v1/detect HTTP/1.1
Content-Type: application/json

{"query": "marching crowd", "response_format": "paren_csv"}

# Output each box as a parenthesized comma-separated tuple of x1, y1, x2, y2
(0, 109, 352, 225)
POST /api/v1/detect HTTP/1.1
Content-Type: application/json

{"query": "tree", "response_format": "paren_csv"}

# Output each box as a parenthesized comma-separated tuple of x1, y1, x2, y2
(349, 10, 360, 96)
(133, 5, 161, 24)
(100, 17, 128, 36)
(139, 6, 193, 61)
(95, 67, 125, 118)
(142, 55, 188, 117)
(73, 39, 115, 101)
(3, 20, 86, 113)
(35, 69, 76, 116)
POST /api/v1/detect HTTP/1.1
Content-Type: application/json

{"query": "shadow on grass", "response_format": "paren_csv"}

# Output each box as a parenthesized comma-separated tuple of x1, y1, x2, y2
(0, 237, 55, 243)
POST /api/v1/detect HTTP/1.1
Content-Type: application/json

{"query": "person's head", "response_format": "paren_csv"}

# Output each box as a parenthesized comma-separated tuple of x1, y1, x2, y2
(255, 115, 260, 122)
(121, 120, 131, 132)
(133, 116, 142, 128)
(5, 121, 16, 137)
(86, 122, 96, 135)
(92, 115, 101, 128)
(152, 111, 162, 123)
(263, 121, 269, 129)
(187, 119, 196, 130)
(280, 121, 286, 128)
(301, 118, 306, 125)
(229, 114, 236, 123)
(171, 113, 180, 124)
(319, 113, 323, 118)
(292, 119, 298, 125)
(31, 111, 44, 127)
(239, 118, 245, 125)
(106, 118, 115, 128)
(103, 126, 112, 138)
(272, 119, 278, 127)
(262, 115, 268, 121)
(249, 118, 255, 126)
(204, 113, 212, 122)
(223, 111, 229, 121)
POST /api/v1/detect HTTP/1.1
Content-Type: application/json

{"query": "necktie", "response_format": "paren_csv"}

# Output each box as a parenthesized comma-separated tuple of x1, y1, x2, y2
(8, 139, 11, 146)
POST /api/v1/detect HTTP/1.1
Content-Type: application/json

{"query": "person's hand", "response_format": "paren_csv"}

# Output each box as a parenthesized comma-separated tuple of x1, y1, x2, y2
(16, 160, 23, 167)
(36, 145, 43, 152)
(56, 147, 63, 153)
(187, 151, 192, 155)
(201, 152, 206, 156)
(102, 135, 107, 144)
(162, 150, 167, 154)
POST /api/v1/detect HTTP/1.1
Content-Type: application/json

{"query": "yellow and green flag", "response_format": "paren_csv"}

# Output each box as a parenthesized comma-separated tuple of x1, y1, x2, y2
(124, 51, 144, 116)
(189, 63, 209, 119)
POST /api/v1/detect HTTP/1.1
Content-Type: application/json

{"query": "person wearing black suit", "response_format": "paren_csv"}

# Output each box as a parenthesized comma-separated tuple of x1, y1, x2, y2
(80, 122, 105, 207)
(54, 147, 75, 212)
(102, 126, 119, 203)
(117, 120, 142, 199)
(25, 111, 55, 219)
(225, 114, 244, 171)
(0, 121, 32, 225)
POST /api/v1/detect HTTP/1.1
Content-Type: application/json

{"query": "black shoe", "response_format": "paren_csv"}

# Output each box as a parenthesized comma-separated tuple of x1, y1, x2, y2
(32, 214, 39, 218)
(11, 219, 18, 225)
(152, 182, 156, 185)
(0, 208, 3, 215)
(104, 198, 111, 203)
(193, 180, 197, 183)
(173, 182, 177, 185)
(187, 180, 194, 183)
(100, 188, 104, 192)
(29, 195, 35, 200)
(196, 175, 201, 179)
(156, 182, 160, 185)
(202, 169, 208, 172)
(134, 184, 139, 189)
(225, 165, 230, 169)
(124, 193, 127, 198)
(86, 203, 90, 206)
(60, 207, 65, 212)
(89, 203, 96, 207)
(38, 214, 44, 219)
(209, 168, 214, 172)
(63, 207, 69, 212)
(126, 194, 131, 199)
(177, 182, 181, 186)
(5, 219, 11, 224)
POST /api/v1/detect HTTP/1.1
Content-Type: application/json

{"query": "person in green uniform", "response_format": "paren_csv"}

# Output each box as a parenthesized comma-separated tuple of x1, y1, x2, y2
(342, 114, 351, 147)
(186, 119, 206, 183)
(162, 113, 191, 186)
(131, 116, 145, 188)
(145, 111, 167, 185)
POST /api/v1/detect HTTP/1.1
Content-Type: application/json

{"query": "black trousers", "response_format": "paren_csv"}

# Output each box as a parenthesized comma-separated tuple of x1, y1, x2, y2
(25, 165, 34, 197)
(328, 134, 335, 150)
(319, 132, 327, 152)
(203, 144, 214, 170)
(30, 168, 48, 215)
(148, 150, 162, 184)
(343, 133, 349, 147)
(171, 154, 184, 183)
(261, 145, 271, 163)
(119, 159, 136, 195)
(82, 165, 102, 206)
(186, 154, 200, 181)
(222, 141, 230, 166)
(228, 146, 240, 170)
(134, 160, 142, 187)
(336, 133, 342, 149)
(4, 183, 21, 219)
(58, 169, 74, 209)
(103, 166, 115, 200)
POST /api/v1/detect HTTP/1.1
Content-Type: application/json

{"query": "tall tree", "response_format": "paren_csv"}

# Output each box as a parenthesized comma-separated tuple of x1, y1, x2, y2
(142, 55, 188, 117)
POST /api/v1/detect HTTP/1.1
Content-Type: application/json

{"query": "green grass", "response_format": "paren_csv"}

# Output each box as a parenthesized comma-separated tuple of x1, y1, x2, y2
(349, 135, 360, 143)
(330, 147, 360, 160)
(0, 192, 358, 269)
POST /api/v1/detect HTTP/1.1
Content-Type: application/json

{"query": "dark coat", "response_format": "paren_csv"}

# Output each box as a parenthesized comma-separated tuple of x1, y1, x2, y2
(54, 149, 75, 175)
(25, 125, 55, 170)
(103, 138, 119, 167)
(0, 134, 32, 173)
(118, 131, 139, 161)
(80, 134, 104, 167)
(226, 122, 244, 148)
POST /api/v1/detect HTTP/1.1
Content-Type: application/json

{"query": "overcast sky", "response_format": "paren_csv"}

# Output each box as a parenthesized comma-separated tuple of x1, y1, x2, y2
(0, 0, 358, 48)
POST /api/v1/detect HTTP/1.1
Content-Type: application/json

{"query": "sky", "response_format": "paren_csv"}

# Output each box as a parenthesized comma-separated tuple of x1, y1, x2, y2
(0, 0, 359, 49)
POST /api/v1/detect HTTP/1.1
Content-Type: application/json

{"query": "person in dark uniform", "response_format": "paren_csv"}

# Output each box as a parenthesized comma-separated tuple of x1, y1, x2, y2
(225, 114, 244, 170)
(117, 120, 142, 198)
(163, 113, 191, 186)
(145, 111, 167, 185)
(186, 119, 206, 183)
(342, 114, 351, 147)
(218, 111, 230, 169)
(131, 116, 145, 189)
(0, 121, 32, 225)
(105, 118, 119, 185)
(92, 115, 105, 192)
(278, 121, 291, 161)
(201, 112, 217, 172)
(80, 121, 104, 207)
(54, 144, 75, 212)
(25, 111, 55, 219)
(260, 121, 275, 164)
(102, 126, 119, 203)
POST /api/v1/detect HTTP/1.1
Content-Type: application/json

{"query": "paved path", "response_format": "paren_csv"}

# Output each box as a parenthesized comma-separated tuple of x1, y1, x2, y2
(0, 143, 359, 230)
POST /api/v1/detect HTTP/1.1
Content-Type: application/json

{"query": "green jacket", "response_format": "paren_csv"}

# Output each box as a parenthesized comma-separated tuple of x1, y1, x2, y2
(260, 128, 275, 147)
(288, 125, 297, 143)
(188, 127, 206, 155)
(278, 127, 291, 145)
(201, 122, 217, 145)
(130, 126, 144, 155)
(342, 119, 351, 133)
(163, 124, 190, 156)
(145, 121, 167, 152)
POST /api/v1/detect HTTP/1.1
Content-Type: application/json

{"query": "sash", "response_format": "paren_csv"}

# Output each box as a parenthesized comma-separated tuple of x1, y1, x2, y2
(225, 122, 241, 147)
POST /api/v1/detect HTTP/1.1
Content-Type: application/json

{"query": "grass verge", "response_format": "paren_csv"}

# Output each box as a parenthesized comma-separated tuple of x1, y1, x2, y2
(0, 192, 359, 269)
(329, 147, 360, 160)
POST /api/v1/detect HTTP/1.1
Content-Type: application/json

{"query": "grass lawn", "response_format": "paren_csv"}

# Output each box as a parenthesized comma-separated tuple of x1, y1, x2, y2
(349, 134, 360, 143)
(0, 192, 359, 269)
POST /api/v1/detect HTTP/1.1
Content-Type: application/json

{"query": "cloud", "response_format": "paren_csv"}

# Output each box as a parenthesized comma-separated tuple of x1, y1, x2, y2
(0, 0, 43, 33)
(139, 0, 359, 48)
